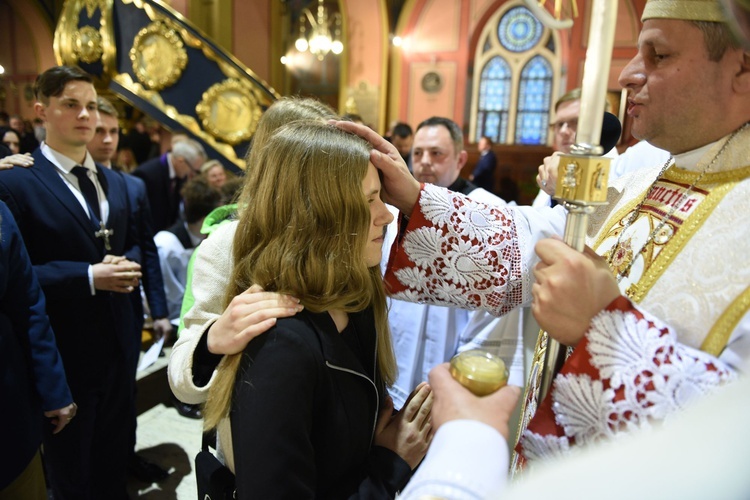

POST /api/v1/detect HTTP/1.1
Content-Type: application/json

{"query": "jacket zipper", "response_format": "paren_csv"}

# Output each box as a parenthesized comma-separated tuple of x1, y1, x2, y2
(325, 362, 380, 445)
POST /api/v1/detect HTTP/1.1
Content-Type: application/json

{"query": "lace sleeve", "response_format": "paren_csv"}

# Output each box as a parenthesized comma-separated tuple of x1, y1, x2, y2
(519, 296, 736, 462)
(384, 184, 526, 316)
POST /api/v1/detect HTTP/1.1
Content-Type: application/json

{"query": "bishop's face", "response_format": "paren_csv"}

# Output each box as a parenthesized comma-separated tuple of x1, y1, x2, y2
(618, 19, 742, 154)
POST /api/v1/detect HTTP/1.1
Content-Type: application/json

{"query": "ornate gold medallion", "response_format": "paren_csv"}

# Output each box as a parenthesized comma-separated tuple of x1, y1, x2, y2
(72, 26, 104, 64)
(129, 21, 187, 91)
(606, 235, 634, 278)
(196, 79, 262, 145)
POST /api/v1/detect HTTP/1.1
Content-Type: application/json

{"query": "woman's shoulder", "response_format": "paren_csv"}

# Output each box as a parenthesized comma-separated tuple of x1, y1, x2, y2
(247, 310, 325, 357)
(236, 311, 326, 381)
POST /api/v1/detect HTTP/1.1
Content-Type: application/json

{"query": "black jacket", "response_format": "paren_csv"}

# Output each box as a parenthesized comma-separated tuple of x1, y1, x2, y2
(230, 309, 412, 499)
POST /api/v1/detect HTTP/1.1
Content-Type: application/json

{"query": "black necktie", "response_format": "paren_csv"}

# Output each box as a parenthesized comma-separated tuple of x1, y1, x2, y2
(71, 166, 101, 221)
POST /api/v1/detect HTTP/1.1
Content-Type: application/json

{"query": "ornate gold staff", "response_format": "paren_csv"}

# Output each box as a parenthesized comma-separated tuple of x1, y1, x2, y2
(512, 0, 618, 473)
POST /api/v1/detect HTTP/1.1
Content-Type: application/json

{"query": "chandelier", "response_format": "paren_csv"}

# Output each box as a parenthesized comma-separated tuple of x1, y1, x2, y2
(294, 0, 343, 60)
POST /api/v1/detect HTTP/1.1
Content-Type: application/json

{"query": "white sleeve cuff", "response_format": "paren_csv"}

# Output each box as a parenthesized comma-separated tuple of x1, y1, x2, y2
(399, 420, 509, 500)
(87, 264, 96, 295)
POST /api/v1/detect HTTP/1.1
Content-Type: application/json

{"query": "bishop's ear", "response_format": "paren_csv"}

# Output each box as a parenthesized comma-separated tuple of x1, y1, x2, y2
(733, 50, 750, 93)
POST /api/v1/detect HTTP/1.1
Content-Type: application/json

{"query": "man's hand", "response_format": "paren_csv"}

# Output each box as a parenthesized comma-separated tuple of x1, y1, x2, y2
(93, 258, 142, 293)
(208, 284, 303, 355)
(152, 318, 173, 343)
(44, 402, 77, 434)
(532, 238, 621, 346)
(428, 364, 520, 440)
(0, 153, 34, 170)
(102, 254, 127, 265)
(373, 382, 433, 469)
(537, 152, 562, 196)
(332, 120, 420, 215)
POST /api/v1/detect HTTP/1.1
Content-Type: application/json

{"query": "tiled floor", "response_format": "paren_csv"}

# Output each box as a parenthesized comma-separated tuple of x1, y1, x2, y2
(127, 348, 203, 499)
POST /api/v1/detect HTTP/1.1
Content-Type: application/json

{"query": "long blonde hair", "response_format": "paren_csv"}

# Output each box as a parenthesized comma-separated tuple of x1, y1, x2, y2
(236, 96, 337, 212)
(204, 121, 396, 430)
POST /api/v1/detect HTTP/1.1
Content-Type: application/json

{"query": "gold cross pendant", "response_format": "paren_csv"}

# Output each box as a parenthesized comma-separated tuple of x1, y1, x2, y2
(95, 221, 114, 251)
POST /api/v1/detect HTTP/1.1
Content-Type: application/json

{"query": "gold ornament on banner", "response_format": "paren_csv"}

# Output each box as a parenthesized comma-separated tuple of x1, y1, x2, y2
(72, 26, 104, 64)
(196, 79, 262, 145)
(130, 21, 187, 91)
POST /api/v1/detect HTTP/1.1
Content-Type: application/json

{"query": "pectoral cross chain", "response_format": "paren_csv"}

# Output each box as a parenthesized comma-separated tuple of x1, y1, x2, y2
(95, 221, 114, 251)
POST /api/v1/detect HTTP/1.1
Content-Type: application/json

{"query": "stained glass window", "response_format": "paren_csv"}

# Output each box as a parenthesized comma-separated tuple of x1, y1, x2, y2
(476, 56, 511, 142)
(498, 6, 543, 52)
(515, 55, 553, 144)
(472, 2, 557, 145)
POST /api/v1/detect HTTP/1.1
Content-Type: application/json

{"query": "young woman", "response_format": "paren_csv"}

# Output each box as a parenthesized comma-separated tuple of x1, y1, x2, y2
(203, 121, 431, 498)
(168, 96, 339, 407)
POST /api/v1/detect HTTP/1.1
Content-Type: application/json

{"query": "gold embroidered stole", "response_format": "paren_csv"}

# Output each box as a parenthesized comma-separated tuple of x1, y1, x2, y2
(511, 131, 750, 475)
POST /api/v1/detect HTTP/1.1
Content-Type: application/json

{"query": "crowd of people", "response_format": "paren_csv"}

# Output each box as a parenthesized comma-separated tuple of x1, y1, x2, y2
(1, 0, 749, 498)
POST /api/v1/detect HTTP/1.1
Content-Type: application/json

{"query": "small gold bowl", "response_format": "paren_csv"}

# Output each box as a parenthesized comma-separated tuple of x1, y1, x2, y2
(449, 350, 508, 396)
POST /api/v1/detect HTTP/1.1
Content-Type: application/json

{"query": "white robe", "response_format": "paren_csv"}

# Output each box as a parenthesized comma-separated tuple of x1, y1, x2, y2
(385, 127, 750, 464)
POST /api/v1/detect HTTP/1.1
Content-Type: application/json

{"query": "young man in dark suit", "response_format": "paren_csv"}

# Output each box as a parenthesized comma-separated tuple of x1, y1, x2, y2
(0, 65, 141, 499)
(88, 96, 173, 483)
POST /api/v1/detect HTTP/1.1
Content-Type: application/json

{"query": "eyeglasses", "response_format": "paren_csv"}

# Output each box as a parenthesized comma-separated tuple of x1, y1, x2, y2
(551, 119, 578, 132)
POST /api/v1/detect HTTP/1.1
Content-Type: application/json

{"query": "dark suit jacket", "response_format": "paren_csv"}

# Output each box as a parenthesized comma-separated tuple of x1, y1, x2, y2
(122, 173, 168, 332)
(0, 201, 72, 488)
(231, 309, 412, 499)
(471, 150, 497, 192)
(132, 154, 181, 232)
(0, 149, 138, 386)
(166, 219, 195, 249)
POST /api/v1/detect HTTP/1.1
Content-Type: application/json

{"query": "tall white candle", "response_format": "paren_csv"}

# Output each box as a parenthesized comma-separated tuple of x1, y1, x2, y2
(576, 0, 618, 151)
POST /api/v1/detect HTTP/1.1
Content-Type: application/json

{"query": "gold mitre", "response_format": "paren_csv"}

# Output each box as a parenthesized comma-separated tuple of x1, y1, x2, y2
(642, 0, 726, 21)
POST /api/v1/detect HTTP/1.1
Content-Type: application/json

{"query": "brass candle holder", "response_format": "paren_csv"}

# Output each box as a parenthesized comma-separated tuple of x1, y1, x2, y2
(449, 350, 508, 396)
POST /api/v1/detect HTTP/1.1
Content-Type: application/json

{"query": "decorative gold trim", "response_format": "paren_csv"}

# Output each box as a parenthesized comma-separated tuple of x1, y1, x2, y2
(629, 173, 746, 303)
(665, 164, 750, 185)
(196, 79, 263, 146)
(83, 0, 107, 18)
(129, 21, 188, 91)
(592, 185, 651, 251)
(113, 73, 245, 169)
(702, 285, 750, 356)
(73, 26, 104, 64)
(510, 328, 547, 474)
(123, 0, 279, 102)
(54, 0, 115, 87)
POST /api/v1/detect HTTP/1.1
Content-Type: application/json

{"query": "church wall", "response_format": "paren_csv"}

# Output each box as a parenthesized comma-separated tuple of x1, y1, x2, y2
(340, 0, 389, 132)
(390, 0, 647, 139)
(232, 0, 272, 85)
(0, 0, 56, 119)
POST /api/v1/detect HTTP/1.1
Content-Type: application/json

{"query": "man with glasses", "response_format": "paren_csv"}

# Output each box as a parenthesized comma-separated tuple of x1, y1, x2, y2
(535, 89, 670, 207)
(132, 137, 206, 232)
(532, 89, 620, 208)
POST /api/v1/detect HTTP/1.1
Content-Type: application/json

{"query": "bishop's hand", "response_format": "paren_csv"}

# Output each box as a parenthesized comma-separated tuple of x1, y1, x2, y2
(532, 238, 621, 346)
(333, 120, 420, 215)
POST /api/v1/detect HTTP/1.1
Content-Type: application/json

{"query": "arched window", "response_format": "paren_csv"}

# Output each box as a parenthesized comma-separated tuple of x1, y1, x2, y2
(470, 2, 560, 145)
(477, 56, 512, 144)
(516, 55, 553, 143)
